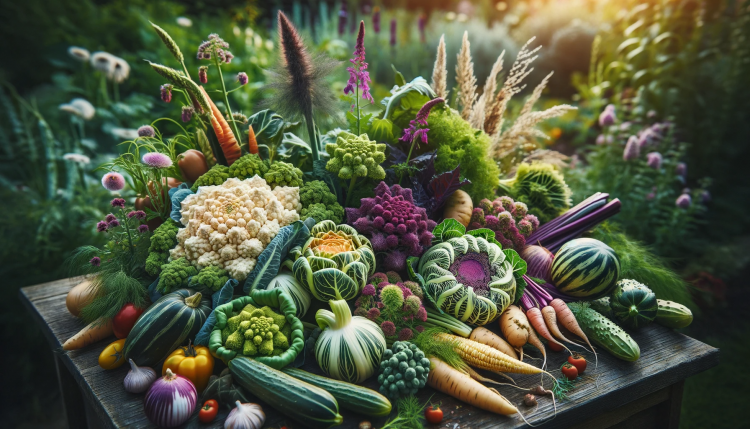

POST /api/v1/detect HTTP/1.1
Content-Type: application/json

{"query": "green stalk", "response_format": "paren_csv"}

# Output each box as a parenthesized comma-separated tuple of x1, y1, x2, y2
(356, 80, 360, 135)
(121, 208, 135, 257)
(213, 58, 243, 147)
(305, 111, 320, 161)
(345, 176, 358, 207)
(398, 140, 417, 185)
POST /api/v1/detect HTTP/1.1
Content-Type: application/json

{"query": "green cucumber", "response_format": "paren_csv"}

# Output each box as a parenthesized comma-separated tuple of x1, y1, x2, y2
(655, 299, 693, 329)
(589, 296, 613, 318)
(229, 357, 343, 429)
(568, 301, 640, 362)
(283, 367, 392, 417)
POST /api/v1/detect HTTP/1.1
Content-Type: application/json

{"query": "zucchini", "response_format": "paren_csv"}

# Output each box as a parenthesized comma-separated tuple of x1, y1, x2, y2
(283, 367, 392, 417)
(655, 299, 693, 329)
(568, 301, 640, 362)
(229, 357, 343, 429)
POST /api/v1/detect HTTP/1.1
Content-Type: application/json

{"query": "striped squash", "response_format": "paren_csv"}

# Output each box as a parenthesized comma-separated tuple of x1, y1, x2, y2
(609, 279, 657, 329)
(550, 238, 620, 298)
(124, 289, 211, 366)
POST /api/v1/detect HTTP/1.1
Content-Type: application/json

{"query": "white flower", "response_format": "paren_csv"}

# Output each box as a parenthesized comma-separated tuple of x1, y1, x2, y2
(110, 127, 139, 140)
(68, 47, 90, 62)
(176, 17, 192, 27)
(59, 98, 95, 120)
(90, 51, 130, 83)
(62, 153, 91, 165)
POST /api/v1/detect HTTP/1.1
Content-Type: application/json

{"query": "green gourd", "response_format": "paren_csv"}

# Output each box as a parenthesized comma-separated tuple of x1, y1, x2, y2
(609, 279, 658, 329)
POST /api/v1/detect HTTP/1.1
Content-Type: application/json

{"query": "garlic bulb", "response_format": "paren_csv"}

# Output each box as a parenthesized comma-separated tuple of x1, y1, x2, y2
(224, 401, 265, 429)
(123, 358, 157, 393)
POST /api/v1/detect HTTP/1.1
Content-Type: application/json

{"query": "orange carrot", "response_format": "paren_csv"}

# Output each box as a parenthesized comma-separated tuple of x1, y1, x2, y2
(549, 298, 598, 368)
(247, 124, 258, 155)
(541, 306, 579, 349)
(63, 318, 113, 350)
(526, 307, 570, 355)
(199, 86, 241, 165)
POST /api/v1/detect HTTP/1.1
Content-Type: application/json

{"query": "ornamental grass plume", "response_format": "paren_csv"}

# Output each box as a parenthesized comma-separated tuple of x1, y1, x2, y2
(469, 52, 504, 130)
(430, 34, 448, 99)
(264, 11, 339, 162)
(455, 31, 477, 120)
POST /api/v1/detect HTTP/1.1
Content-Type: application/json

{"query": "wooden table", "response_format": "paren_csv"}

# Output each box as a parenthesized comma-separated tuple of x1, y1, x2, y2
(21, 277, 719, 429)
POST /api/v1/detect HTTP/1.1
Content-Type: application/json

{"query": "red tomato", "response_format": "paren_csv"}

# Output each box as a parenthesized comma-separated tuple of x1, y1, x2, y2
(548, 340, 564, 352)
(199, 399, 218, 423)
(424, 405, 443, 424)
(561, 362, 579, 381)
(568, 354, 587, 374)
(113, 303, 144, 339)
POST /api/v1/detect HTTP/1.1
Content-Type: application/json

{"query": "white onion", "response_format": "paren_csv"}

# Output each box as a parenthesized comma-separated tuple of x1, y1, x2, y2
(521, 245, 555, 282)
(144, 369, 197, 428)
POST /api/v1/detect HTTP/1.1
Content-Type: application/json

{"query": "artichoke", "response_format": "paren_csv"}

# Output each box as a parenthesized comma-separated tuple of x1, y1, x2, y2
(291, 220, 376, 301)
(418, 234, 516, 325)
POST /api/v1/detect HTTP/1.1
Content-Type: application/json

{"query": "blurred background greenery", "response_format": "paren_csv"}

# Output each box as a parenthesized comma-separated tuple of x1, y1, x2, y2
(1, 0, 747, 427)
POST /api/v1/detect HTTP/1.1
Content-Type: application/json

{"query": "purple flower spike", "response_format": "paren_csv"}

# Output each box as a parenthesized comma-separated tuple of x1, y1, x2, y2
(137, 125, 155, 138)
(344, 21, 373, 105)
(182, 106, 194, 123)
(237, 72, 248, 85)
(101, 172, 125, 191)
(599, 104, 616, 127)
(138, 224, 149, 233)
(160, 84, 173, 103)
(390, 19, 397, 47)
(142, 152, 173, 168)
(373, 7, 381, 33)
(646, 152, 662, 169)
(89, 256, 101, 267)
(676, 162, 687, 179)
(623, 135, 640, 161)
(400, 98, 444, 145)
(111, 198, 126, 209)
(676, 193, 692, 209)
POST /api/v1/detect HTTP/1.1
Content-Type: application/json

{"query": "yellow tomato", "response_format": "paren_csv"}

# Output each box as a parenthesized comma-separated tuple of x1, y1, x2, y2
(98, 339, 127, 370)
(162, 343, 215, 392)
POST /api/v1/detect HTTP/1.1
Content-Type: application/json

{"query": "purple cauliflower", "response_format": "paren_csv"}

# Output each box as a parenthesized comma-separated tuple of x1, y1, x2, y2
(346, 182, 436, 272)
(467, 195, 538, 251)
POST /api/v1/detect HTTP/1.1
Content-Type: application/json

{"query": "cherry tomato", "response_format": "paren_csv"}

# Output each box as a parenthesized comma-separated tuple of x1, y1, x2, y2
(547, 340, 564, 352)
(568, 353, 587, 374)
(424, 405, 444, 424)
(198, 399, 218, 423)
(113, 303, 144, 339)
(561, 362, 578, 381)
(98, 339, 127, 370)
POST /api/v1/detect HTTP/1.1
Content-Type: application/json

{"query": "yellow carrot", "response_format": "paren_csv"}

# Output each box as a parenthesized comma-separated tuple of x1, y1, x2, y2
(427, 357, 518, 416)
(63, 318, 113, 350)
(469, 327, 519, 360)
(435, 332, 549, 377)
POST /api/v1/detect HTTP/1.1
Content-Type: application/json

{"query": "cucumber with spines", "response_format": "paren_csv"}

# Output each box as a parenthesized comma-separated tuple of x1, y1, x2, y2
(655, 299, 693, 329)
(568, 301, 640, 362)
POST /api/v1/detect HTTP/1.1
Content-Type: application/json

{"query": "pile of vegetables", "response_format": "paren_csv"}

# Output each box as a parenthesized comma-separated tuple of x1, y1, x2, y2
(56, 14, 700, 429)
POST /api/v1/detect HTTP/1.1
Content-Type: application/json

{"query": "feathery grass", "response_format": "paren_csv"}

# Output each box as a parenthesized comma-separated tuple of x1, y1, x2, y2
(455, 31, 477, 120)
(431, 34, 448, 100)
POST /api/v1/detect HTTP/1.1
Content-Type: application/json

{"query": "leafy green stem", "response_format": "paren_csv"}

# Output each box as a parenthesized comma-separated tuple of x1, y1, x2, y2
(345, 176, 358, 207)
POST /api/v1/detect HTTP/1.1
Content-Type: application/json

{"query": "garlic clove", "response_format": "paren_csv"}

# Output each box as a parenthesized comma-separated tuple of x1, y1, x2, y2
(224, 400, 265, 429)
(123, 358, 157, 393)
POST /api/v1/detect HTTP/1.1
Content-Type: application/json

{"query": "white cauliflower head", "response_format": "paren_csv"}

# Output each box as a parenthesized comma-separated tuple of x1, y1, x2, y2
(177, 176, 300, 280)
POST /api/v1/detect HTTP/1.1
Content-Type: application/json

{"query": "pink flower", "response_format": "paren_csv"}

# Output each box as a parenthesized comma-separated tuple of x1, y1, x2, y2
(646, 152, 662, 169)
(96, 221, 108, 232)
(362, 284, 376, 296)
(344, 21, 373, 104)
(415, 325, 425, 333)
(108, 219, 120, 228)
(397, 328, 414, 341)
(101, 172, 125, 191)
(623, 135, 640, 161)
(676, 193, 692, 209)
(598, 104, 616, 127)
(237, 72, 248, 85)
(676, 162, 687, 179)
(366, 308, 381, 320)
(199, 66, 208, 84)
(127, 210, 147, 220)
(137, 125, 155, 138)
(160, 84, 173, 103)
(138, 224, 149, 233)
(380, 321, 396, 336)
(182, 106, 194, 123)
(416, 306, 427, 322)
(110, 198, 126, 209)
(89, 256, 101, 267)
(142, 152, 173, 168)
(105, 213, 117, 223)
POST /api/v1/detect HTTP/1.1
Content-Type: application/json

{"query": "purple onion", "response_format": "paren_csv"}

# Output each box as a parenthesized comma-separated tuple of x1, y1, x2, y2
(144, 369, 197, 428)
(520, 245, 554, 282)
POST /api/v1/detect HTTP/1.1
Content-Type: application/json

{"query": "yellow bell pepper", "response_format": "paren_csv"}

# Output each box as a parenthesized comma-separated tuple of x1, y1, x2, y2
(162, 342, 215, 392)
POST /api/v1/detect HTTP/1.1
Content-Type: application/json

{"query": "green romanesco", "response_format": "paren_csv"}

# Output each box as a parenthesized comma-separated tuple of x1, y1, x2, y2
(264, 161, 304, 188)
(262, 306, 286, 329)
(157, 258, 199, 294)
(222, 305, 291, 357)
(299, 181, 344, 223)
(225, 329, 245, 351)
(499, 162, 572, 223)
(189, 266, 230, 292)
(273, 331, 289, 349)
(145, 219, 180, 277)
(228, 154, 269, 180)
(191, 164, 230, 192)
(300, 203, 345, 225)
(325, 132, 386, 180)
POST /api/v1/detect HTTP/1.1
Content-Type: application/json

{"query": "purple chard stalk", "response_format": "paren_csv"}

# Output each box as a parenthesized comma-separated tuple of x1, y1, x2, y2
(344, 21, 373, 135)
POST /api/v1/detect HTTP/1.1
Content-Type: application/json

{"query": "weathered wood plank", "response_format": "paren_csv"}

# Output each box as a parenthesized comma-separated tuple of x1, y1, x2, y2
(21, 278, 719, 429)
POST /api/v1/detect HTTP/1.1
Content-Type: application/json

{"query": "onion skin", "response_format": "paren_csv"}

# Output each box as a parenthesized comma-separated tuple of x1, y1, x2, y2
(66, 279, 97, 317)
(521, 245, 554, 282)
(178, 149, 209, 183)
(144, 369, 197, 428)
